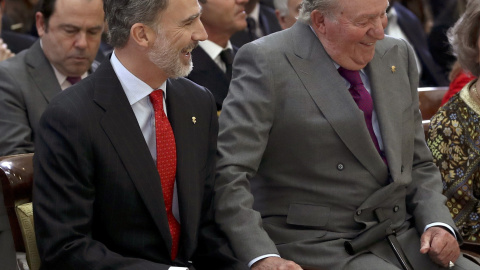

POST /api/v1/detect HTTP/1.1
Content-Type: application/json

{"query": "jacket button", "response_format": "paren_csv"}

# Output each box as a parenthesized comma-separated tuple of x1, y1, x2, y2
(356, 210, 362, 216)
(393, 205, 399, 212)
(337, 163, 344, 171)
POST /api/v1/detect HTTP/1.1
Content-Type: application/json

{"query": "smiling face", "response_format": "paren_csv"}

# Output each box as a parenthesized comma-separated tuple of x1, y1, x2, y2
(313, 0, 388, 70)
(147, 0, 207, 78)
(36, 0, 104, 76)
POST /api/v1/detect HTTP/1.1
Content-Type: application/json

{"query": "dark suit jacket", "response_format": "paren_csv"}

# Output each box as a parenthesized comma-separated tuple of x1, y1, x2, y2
(394, 2, 449, 86)
(188, 46, 233, 110)
(230, 3, 281, 48)
(1, 30, 36, 54)
(32, 56, 245, 270)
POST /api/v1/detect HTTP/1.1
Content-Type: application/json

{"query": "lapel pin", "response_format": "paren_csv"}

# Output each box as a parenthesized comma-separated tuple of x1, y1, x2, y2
(192, 116, 197, 124)
(391, 66, 396, 73)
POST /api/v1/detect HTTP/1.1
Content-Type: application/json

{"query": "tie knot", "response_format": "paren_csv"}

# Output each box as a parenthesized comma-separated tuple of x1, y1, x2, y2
(246, 17, 256, 31)
(220, 49, 234, 66)
(150, 89, 164, 110)
(66, 76, 82, 85)
(337, 67, 363, 87)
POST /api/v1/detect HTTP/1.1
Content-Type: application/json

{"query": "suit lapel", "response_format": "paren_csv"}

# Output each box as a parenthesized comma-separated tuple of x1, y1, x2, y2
(92, 60, 173, 252)
(286, 22, 387, 184)
(366, 42, 404, 183)
(166, 79, 202, 258)
(26, 41, 62, 102)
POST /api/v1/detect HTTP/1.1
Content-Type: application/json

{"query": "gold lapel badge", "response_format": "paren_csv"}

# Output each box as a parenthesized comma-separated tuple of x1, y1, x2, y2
(192, 116, 197, 124)
(391, 66, 396, 73)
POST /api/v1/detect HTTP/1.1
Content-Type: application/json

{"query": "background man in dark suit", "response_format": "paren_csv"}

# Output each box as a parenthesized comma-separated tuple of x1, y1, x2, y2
(385, 0, 448, 87)
(214, 0, 479, 269)
(230, 0, 281, 48)
(33, 0, 245, 269)
(0, 0, 105, 157)
(187, 0, 248, 111)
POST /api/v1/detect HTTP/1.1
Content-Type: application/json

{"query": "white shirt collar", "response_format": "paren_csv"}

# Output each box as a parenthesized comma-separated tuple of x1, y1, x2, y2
(199, 40, 233, 60)
(110, 51, 167, 106)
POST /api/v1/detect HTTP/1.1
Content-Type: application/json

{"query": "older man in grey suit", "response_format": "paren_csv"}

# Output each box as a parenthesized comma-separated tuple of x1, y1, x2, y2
(0, 0, 104, 156)
(214, 0, 480, 269)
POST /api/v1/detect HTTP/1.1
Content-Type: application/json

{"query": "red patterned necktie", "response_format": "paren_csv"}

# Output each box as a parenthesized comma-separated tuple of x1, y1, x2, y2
(337, 67, 387, 164)
(149, 90, 180, 260)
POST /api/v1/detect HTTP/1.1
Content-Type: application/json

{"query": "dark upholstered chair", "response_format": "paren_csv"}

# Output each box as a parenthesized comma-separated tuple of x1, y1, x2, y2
(418, 86, 448, 121)
(0, 153, 39, 270)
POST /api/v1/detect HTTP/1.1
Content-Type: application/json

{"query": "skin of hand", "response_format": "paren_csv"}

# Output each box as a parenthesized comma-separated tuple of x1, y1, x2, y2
(251, 257, 304, 270)
(420, 226, 460, 268)
(0, 39, 14, 61)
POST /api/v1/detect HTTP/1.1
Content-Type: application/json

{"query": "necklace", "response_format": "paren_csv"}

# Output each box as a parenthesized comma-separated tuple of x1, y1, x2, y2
(472, 82, 480, 102)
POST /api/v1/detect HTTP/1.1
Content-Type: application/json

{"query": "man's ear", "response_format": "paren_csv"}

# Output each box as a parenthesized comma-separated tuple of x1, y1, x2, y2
(311, 9, 326, 34)
(130, 23, 154, 48)
(36, 12, 46, 37)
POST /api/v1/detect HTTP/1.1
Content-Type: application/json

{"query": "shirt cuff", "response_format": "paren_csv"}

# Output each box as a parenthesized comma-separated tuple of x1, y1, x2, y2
(425, 222, 457, 240)
(168, 267, 189, 270)
(248, 254, 281, 268)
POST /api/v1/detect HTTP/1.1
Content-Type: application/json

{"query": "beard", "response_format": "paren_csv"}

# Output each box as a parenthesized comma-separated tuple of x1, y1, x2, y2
(147, 28, 197, 79)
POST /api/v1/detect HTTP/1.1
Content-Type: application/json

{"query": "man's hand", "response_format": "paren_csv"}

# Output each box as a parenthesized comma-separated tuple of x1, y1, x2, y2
(420, 226, 460, 268)
(0, 39, 14, 62)
(251, 257, 303, 270)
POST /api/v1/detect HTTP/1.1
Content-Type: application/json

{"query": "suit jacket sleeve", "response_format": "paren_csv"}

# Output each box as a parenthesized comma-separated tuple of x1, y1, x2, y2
(401, 39, 460, 239)
(33, 94, 172, 270)
(192, 87, 248, 270)
(214, 41, 279, 263)
(0, 63, 35, 156)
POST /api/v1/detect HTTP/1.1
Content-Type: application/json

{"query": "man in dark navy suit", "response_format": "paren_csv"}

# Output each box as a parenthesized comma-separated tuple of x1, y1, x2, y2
(230, 0, 281, 48)
(188, 0, 248, 111)
(386, 0, 448, 86)
(33, 0, 246, 269)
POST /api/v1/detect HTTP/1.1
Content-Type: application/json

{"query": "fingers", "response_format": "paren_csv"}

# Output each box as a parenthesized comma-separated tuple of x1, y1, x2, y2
(420, 228, 432, 254)
(0, 39, 14, 61)
(251, 257, 304, 270)
(422, 227, 460, 268)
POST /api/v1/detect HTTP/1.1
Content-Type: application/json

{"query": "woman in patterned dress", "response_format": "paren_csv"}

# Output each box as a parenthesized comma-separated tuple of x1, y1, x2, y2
(427, 0, 480, 242)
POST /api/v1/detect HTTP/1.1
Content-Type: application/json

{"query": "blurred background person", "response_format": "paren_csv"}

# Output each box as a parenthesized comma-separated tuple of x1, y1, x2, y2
(428, 0, 467, 81)
(0, 0, 36, 61)
(427, 0, 480, 243)
(385, 0, 448, 86)
(273, 0, 301, 30)
(188, 0, 248, 112)
(230, 0, 281, 48)
(2, 0, 39, 36)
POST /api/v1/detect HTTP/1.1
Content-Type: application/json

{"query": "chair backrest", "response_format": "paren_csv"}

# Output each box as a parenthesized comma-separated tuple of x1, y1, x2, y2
(418, 86, 448, 121)
(0, 153, 34, 252)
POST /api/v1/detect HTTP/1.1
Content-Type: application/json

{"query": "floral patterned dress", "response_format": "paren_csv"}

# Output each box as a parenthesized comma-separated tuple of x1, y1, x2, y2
(427, 79, 480, 242)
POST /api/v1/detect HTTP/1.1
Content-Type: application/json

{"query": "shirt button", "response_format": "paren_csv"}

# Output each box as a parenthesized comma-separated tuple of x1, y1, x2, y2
(337, 163, 344, 171)
(393, 205, 400, 212)
(356, 210, 362, 216)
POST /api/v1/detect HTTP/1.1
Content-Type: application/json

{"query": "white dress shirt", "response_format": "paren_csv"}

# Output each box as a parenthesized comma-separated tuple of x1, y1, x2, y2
(198, 39, 234, 73)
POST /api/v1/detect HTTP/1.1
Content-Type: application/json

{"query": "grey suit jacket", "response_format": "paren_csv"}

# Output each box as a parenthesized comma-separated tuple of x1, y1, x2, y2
(0, 40, 60, 156)
(215, 21, 457, 269)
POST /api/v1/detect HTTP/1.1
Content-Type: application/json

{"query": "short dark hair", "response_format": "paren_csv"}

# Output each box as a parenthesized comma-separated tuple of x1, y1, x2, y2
(38, 0, 57, 30)
(104, 0, 169, 48)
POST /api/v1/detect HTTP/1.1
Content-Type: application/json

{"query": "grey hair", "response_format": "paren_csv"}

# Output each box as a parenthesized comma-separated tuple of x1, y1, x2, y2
(297, 0, 341, 24)
(103, 0, 169, 48)
(448, 0, 480, 76)
(273, 0, 289, 17)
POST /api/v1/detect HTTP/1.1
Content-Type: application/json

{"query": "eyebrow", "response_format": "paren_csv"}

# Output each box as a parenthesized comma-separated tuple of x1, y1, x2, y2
(58, 23, 104, 31)
(181, 6, 202, 24)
